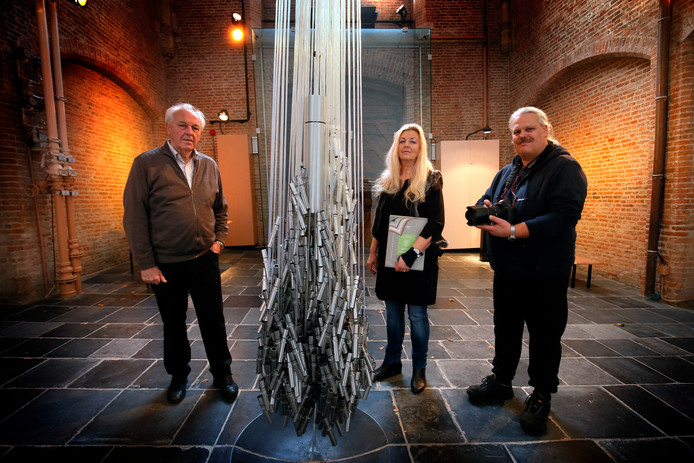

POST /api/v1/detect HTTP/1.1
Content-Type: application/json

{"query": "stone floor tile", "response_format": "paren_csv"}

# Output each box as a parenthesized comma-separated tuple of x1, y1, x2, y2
(443, 388, 565, 442)
(562, 339, 621, 357)
(6, 358, 99, 388)
(410, 444, 512, 462)
(587, 357, 672, 384)
(89, 338, 150, 358)
(395, 389, 463, 444)
(643, 383, 694, 420)
(604, 385, 694, 435)
(70, 358, 153, 388)
(357, 391, 406, 444)
(0, 389, 120, 445)
(635, 356, 694, 382)
(441, 340, 495, 360)
(662, 337, 694, 354)
(506, 440, 614, 463)
(550, 386, 661, 439)
(72, 389, 203, 445)
(0, 446, 112, 462)
(103, 446, 210, 463)
(599, 437, 694, 462)
(558, 358, 621, 385)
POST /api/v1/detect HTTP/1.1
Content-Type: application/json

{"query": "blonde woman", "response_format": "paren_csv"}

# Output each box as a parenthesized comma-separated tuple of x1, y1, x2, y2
(367, 123, 445, 394)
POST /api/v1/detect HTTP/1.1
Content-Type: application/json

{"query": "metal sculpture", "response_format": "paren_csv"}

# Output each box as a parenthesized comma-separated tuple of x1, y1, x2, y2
(257, 0, 373, 445)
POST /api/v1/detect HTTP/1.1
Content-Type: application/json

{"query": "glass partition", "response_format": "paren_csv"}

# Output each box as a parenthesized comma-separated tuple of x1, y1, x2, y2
(251, 28, 431, 243)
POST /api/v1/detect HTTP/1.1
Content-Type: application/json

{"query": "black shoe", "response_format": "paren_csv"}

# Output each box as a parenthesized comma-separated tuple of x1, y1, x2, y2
(411, 368, 426, 394)
(467, 374, 513, 404)
(214, 374, 239, 403)
(167, 377, 187, 404)
(373, 361, 402, 381)
(520, 391, 551, 435)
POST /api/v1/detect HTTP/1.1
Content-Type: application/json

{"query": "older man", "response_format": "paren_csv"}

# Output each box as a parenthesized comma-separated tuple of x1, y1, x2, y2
(467, 107, 587, 434)
(123, 103, 237, 404)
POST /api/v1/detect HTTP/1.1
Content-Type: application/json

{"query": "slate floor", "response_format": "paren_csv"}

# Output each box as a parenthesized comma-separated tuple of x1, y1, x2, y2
(1, 248, 693, 462)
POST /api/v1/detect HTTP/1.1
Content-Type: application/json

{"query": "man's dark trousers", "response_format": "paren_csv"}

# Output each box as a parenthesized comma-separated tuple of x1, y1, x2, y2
(491, 271, 570, 394)
(152, 251, 232, 380)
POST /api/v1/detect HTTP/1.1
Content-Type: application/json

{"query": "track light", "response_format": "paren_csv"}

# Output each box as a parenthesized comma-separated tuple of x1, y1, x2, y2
(396, 5, 407, 21)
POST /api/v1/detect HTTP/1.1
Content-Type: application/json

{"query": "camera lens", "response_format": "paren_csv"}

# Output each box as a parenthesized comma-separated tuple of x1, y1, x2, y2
(465, 205, 490, 226)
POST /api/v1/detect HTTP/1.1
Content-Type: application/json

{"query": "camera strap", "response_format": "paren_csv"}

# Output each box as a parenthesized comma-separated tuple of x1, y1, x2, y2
(499, 156, 538, 205)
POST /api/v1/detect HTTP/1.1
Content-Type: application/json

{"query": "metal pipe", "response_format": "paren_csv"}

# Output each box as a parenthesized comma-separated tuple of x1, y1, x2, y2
(645, 0, 671, 297)
(48, 0, 83, 294)
(35, 0, 75, 298)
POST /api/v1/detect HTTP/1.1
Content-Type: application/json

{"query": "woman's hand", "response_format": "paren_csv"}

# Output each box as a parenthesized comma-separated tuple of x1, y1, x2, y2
(367, 253, 378, 274)
(394, 256, 410, 272)
(367, 238, 379, 274)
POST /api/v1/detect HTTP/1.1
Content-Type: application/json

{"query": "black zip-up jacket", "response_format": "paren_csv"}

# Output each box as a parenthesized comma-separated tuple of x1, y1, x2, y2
(477, 141, 587, 278)
(123, 144, 228, 269)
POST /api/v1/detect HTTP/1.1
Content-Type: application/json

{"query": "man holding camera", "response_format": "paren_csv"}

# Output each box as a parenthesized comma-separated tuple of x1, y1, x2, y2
(466, 107, 587, 435)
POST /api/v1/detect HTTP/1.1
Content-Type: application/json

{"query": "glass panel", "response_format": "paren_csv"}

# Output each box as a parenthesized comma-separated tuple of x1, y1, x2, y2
(252, 28, 431, 241)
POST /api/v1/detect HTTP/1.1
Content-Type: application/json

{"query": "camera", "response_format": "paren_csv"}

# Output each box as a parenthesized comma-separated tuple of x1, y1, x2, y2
(465, 199, 516, 226)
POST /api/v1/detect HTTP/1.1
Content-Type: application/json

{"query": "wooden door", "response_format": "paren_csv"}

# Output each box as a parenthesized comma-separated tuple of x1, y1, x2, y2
(216, 134, 255, 246)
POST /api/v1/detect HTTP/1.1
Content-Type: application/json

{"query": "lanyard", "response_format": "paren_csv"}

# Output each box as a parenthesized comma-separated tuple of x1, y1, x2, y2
(500, 156, 538, 206)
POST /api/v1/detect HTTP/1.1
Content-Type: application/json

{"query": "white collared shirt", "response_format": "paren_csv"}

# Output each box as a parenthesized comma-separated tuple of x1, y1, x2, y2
(167, 140, 195, 188)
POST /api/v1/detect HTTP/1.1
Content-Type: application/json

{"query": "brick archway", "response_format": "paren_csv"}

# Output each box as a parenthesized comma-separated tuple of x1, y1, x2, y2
(58, 38, 165, 121)
(517, 37, 656, 106)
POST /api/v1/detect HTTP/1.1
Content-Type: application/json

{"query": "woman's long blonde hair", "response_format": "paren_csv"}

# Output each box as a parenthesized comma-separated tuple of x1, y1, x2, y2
(373, 123, 433, 204)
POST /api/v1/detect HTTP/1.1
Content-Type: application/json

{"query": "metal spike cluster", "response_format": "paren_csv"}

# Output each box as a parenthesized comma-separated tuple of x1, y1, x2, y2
(259, 0, 371, 445)
(258, 163, 374, 445)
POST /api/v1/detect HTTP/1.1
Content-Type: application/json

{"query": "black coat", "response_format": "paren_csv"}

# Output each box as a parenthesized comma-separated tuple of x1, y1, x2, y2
(478, 141, 587, 278)
(372, 171, 445, 305)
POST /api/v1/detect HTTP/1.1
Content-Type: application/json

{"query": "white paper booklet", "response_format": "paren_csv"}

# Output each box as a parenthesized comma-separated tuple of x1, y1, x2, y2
(384, 215, 427, 271)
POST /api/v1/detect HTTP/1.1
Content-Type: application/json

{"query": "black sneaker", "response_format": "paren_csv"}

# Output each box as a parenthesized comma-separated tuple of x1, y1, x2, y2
(520, 391, 551, 435)
(467, 374, 513, 403)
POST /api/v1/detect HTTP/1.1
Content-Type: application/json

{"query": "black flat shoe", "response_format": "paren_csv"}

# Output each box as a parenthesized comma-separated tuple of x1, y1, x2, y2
(214, 374, 239, 403)
(411, 367, 426, 394)
(167, 377, 187, 404)
(373, 361, 402, 381)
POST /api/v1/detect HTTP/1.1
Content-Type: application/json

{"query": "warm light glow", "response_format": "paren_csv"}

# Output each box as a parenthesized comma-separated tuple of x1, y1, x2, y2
(73, 0, 88, 6)
(231, 11, 244, 42)
(232, 28, 244, 42)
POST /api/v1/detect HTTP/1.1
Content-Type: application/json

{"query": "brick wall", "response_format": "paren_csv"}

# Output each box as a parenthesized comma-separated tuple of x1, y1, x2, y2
(1, 0, 693, 306)
(62, 63, 154, 272)
(508, 0, 694, 304)
(540, 57, 653, 289)
(0, 0, 165, 304)
(661, 6, 694, 303)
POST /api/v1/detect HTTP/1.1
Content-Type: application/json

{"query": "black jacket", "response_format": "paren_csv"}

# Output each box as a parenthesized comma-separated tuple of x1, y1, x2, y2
(478, 141, 587, 278)
(372, 171, 445, 305)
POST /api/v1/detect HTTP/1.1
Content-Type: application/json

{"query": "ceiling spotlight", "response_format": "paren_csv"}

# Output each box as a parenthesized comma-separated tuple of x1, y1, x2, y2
(218, 110, 229, 122)
(231, 12, 244, 42)
(396, 5, 407, 21)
